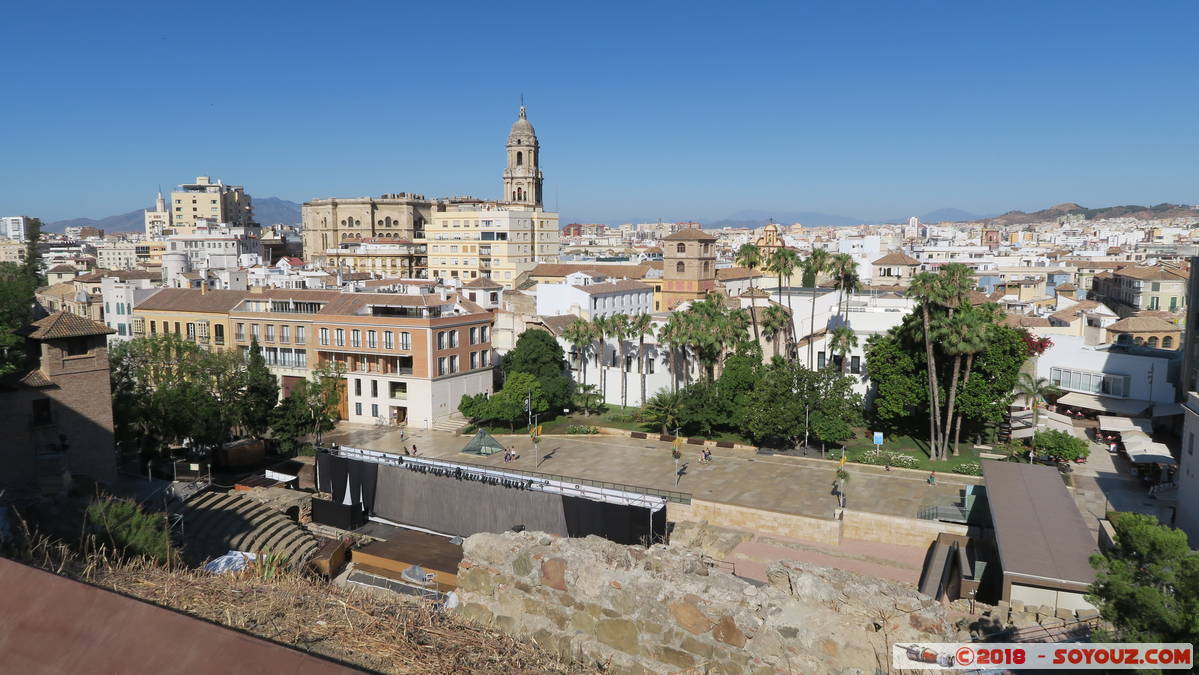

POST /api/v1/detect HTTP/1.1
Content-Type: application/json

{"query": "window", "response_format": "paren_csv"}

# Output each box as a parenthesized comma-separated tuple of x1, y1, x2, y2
(480, 326, 490, 343)
(389, 382, 406, 398)
(676, 261, 685, 273)
(367, 330, 377, 348)
(384, 331, 394, 349)
(1049, 366, 1129, 398)
(817, 351, 826, 370)
(371, 404, 379, 418)
(437, 357, 447, 376)
(31, 398, 52, 427)
(280, 325, 289, 343)
(470, 327, 478, 344)
(646, 358, 654, 374)
(400, 332, 411, 350)
(450, 355, 459, 372)
(1148, 336, 1159, 347)
(1163, 336, 1174, 348)
(354, 378, 362, 396)
(355, 402, 362, 416)
(371, 380, 378, 397)
(296, 326, 305, 345)
(470, 351, 478, 369)
(351, 329, 361, 347)
(265, 324, 275, 342)
(850, 355, 861, 374)
(251, 324, 260, 339)
(236, 323, 245, 341)
(676, 243, 686, 254)
(437, 331, 446, 349)
(335, 328, 345, 346)
(174, 322, 181, 336)
(449, 330, 459, 347)
(319, 327, 329, 345)
(150, 320, 157, 335)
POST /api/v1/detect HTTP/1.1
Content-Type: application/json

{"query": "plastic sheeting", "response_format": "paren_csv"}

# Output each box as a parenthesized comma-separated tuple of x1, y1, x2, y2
(204, 550, 257, 574)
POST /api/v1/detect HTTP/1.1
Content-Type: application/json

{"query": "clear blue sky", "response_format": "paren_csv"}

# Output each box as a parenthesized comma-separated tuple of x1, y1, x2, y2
(3, 1, 1196, 224)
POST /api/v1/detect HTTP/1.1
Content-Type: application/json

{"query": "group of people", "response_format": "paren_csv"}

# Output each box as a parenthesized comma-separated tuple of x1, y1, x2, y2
(697, 448, 714, 464)
(503, 447, 520, 463)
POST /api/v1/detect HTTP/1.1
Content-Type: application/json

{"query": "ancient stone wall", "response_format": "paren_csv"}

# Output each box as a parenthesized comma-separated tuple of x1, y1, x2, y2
(453, 531, 965, 674)
(676, 499, 842, 546)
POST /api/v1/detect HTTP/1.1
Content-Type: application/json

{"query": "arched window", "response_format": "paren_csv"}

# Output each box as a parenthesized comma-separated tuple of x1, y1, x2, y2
(676, 243, 686, 254)
(377, 220, 383, 226)
(385, 216, 392, 227)
(675, 261, 685, 273)
(516, 151, 523, 166)
(1163, 335, 1174, 348)
(703, 261, 711, 275)
(1133, 336, 1144, 345)
(1148, 336, 1159, 347)
(354, 219, 361, 226)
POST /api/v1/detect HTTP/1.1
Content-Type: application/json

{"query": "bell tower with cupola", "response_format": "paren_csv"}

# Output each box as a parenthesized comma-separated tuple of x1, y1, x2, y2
(503, 105, 543, 207)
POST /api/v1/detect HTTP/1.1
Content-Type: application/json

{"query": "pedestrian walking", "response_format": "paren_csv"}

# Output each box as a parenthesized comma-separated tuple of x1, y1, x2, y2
(927, 471, 936, 486)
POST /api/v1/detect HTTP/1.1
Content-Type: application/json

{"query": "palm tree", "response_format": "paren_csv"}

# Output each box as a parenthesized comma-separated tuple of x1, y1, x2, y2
(802, 248, 830, 368)
(608, 313, 633, 409)
(591, 314, 609, 404)
(735, 243, 763, 342)
(935, 308, 988, 457)
(1015, 373, 1061, 462)
(629, 313, 655, 407)
(949, 305, 1000, 453)
(766, 248, 800, 356)
(829, 325, 858, 374)
(906, 272, 946, 460)
(761, 304, 791, 359)
(830, 253, 861, 322)
(562, 317, 595, 394)
(644, 389, 683, 435)
(658, 313, 687, 392)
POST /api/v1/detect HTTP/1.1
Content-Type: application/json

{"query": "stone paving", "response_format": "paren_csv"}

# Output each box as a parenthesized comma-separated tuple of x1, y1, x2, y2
(1068, 437, 1175, 534)
(324, 424, 977, 521)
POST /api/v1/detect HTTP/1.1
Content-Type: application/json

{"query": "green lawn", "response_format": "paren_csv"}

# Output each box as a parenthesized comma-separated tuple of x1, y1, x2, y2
(838, 431, 983, 471)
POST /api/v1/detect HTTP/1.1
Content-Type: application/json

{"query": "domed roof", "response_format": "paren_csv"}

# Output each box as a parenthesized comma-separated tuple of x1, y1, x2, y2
(508, 106, 537, 142)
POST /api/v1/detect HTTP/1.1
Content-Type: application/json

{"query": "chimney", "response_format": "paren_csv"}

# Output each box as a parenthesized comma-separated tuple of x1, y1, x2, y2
(200, 281, 208, 296)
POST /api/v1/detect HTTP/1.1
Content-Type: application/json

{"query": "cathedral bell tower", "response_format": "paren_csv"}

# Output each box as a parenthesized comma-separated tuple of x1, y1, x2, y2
(503, 105, 543, 207)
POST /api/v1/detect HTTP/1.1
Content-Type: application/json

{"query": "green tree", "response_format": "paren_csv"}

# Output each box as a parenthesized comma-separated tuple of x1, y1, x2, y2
(86, 494, 176, 565)
(761, 304, 791, 359)
(501, 329, 572, 411)
(457, 392, 490, 422)
(801, 248, 830, 368)
(829, 252, 861, 321)
(241, 337, 279, 438)
(677, 379, 727, 437)
(765, 247, 800, 349)
(809, 369, 863, 453)
(657, 312, 689, 392)
(863, 332, 926, 430)
(270, 385, 314, 454)
(828, 325, 858, 374)
(906, 272, 947, 459)
(574, 383, 602, 415)
(607, 313, 633, 408)
(1089, 513, 1199, 644)
(561, 317, 595, 394)
(717, 340, 763, 429)
(643, 389, 683, 434)
(953, 322, 1027, 441)
(1032, 429, 1089, 462)
(740, 359, 807, 447)
(306, 362, 346, 444)
(734, 243, 763, 342)
(487, 371, 547, 431)
(629, 313, 655, 406)
(0, 260, 40, 378)
(1015, 373, 1061, 460)
(591, 314, 610, 401)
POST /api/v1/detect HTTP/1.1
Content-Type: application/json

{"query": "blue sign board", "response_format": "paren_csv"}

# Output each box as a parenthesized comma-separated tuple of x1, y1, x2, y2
(872, 431, 884, 446)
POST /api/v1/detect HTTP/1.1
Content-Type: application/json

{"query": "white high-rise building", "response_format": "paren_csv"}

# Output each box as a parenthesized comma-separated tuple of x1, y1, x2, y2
(2, 216, 28, 242)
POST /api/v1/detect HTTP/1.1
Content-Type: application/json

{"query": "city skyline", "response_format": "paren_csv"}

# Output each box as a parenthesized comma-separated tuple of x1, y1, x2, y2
(3, 1, 1197, 223)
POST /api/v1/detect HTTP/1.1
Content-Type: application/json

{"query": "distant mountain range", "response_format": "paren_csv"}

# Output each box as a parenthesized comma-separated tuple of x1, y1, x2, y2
(45, 197, 302, 233)
(983, 202, 1197, 225)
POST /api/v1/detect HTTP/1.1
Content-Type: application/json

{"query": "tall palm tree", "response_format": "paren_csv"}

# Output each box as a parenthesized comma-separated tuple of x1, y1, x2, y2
(562, 317, 595, 394)
(829, 325, 858, 374)
(734, 243, 763, 342)
(935, 308, 987, 457)
(906, 272, 946, 460)
(950, 303, 1001, 453)
(608, 313, 633, 409)
(658, 313, 687, 392)
(765, 247, 800, 358)
(938, 263, 976, 320)
(1015, 373, 1061, 461)
(761, 304, 791, 359)
(591, 314, 610, 403)
(830, 253, 861, 322)
(802, 248, 830, 369)
(629, 313, 655, 407)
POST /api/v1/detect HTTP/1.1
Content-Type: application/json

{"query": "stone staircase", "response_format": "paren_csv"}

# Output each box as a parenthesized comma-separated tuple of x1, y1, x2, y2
(430, 414, 467, 433)
(179, 490, 319, 570)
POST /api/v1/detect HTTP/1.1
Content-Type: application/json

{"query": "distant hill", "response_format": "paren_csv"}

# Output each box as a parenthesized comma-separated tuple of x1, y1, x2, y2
(48, 209, 148, 233)
(46, 197, 302, 233)
(987, 202, 1198, 225)
(253, 197, 302, 226)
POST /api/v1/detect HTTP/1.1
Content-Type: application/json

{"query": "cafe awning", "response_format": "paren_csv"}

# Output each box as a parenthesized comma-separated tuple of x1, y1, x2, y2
(1057, 392, 1151, 417)
(1097, 416, 1153, 434)
(1120, 431, 1153, 452)
(1126, 443, 1176, 466)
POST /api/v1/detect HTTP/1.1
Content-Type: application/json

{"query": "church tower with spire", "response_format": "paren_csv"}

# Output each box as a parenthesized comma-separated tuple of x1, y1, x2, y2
(503, 105, 543, 207)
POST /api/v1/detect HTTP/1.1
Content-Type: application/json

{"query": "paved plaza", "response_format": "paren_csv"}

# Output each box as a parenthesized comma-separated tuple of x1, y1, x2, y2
(325, 424, 976, 521)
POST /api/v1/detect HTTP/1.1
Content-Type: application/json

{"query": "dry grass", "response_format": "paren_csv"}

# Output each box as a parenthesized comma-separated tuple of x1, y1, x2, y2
(10, 534, 599, 674)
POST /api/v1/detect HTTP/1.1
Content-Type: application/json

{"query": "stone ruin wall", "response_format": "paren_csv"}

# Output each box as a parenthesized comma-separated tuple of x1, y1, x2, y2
(452, 531, 967, 674)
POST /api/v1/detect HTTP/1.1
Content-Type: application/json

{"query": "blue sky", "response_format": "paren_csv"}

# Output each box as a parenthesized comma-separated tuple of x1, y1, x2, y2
(3, 1, 1196, 224)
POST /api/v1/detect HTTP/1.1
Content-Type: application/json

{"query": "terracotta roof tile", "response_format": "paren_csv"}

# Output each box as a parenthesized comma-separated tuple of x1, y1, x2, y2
(17, 311, 116, 339)
(715, 266, 762, 280)
(663, 228, 717, 241)
(872, 251, 920, 266)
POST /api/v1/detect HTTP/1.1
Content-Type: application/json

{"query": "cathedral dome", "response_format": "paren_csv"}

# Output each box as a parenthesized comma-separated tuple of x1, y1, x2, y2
(508, 106, 537, 142)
